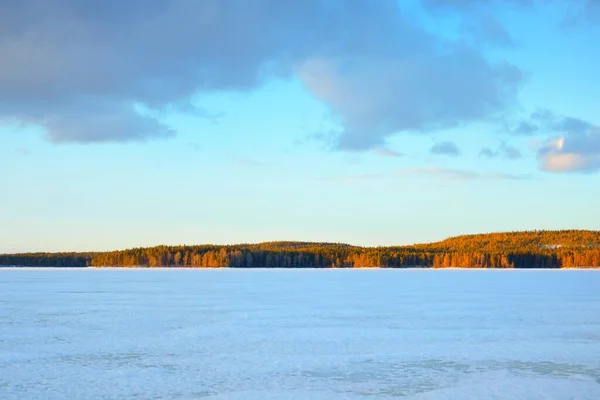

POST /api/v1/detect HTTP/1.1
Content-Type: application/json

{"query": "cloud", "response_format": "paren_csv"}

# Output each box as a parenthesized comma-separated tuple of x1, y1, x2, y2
(317, 173, 387, 183)
(537, 126, 600, 173)
(421, 0, 531, 48)
(422, 0, 533, 8)
(465, 13, 515, 47)
(508, 109, 594, 137)
(518, 109, 600, 173)
(511, 120, 539, 135)
(396, 167, 529, 181)
(319, 166, 530, 183)
(45, 105, 174, 143)
(372, 148, 404, 158)
(2, 0, 314, 142)
(499, 143, 521, 159)
(505, 108, 600, 173)
(298, 50, 522, 150)
(0, 0, 524, 145)
(532, 109, 594, 134)
(564, 0, 600, 25)
(584, 0, 600, 23)
(479, 141, 521, 159)
(430, 141, 461, 156)
(479, 148, 496, 158)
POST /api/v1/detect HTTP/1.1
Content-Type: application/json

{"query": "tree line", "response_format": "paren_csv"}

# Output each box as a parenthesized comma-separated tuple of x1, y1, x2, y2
(1, 230, 599, 268)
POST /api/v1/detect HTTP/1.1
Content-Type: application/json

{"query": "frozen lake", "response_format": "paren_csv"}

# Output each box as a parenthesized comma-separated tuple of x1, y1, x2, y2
(1, 269, 599, 399)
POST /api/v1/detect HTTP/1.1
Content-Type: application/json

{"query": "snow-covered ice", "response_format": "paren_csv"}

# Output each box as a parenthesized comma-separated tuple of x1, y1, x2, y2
(1, 269, 599, 399)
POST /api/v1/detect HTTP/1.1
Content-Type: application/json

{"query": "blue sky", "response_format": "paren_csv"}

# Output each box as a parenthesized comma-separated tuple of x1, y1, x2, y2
(1, 0, 599, 252)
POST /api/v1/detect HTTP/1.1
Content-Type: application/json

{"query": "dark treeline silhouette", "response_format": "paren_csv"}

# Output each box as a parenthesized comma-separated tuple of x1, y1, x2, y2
(0, 252, 93, 268)
(1, 230, 599, 268)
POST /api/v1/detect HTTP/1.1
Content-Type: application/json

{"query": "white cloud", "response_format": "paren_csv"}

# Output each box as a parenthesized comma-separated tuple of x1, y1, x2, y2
(538, 127, 600, 173)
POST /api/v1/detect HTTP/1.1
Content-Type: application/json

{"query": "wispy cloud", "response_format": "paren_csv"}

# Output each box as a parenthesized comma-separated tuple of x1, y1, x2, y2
(316, 173, 387, 183)
(234, 158, 267, 168)
(372, 148, 405, 158)
(318, 167, 531, 183)
(395, 167, 529, 181)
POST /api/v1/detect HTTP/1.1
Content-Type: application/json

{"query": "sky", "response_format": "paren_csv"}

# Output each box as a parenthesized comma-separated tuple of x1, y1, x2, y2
(1, 0, 599, 253)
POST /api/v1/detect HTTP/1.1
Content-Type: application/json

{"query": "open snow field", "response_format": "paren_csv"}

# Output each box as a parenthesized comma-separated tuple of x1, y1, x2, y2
(1, 269, 599, 399)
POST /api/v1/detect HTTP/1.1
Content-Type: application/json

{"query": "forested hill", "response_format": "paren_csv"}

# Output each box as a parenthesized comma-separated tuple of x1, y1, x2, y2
(1, 230, 599, 268)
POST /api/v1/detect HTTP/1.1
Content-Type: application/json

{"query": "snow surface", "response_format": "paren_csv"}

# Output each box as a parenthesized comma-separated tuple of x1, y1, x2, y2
(1, 269, 599, 399)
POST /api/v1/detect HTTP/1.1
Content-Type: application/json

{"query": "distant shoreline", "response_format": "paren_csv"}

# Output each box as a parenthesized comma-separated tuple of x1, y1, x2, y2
(1, 266, 599, 270)
(2, 230, 599, 269)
